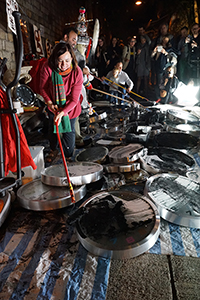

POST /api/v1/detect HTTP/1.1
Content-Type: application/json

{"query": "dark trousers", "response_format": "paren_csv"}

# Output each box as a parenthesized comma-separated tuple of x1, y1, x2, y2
(47, 109, 76, 158)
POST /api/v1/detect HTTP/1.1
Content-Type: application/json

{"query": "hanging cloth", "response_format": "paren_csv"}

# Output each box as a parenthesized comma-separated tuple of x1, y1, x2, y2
(0, 87, 37, 176)
(51, 66, 72, 133)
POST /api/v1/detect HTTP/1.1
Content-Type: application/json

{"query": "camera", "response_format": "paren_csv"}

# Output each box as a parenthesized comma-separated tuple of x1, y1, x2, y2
(157, 45, 163, 52)
(187, 34, 193, 40)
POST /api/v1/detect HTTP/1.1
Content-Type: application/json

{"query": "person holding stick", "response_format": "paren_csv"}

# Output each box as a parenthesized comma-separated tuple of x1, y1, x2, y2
(40, 42, 83, 163)
(102, 60, 133, 104)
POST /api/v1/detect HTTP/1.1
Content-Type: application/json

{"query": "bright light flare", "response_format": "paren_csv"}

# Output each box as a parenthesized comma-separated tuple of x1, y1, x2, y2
(173, 81, 199, 106)
(135, 1, 142, 5)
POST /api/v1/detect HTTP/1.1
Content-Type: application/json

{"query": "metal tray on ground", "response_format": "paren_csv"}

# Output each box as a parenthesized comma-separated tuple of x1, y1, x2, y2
(76, 190, 160, 259)
(17, 179, 87, 211)
(126, 125, 152, 144)
(144, 173, 200, 228)
(153, 132, 199, 149)
(75, 146, 109, 163)
(167, 109, 200, 124)
(96, 139, 122, 146)
(165, 121, 200, 137)
(106, 124, 125, 140)
(175, 124, 200, 137)
(0, 191, 11, 227)
(141, 147, 196, 176)
(108, 144, 146, 164)
(41, 162, 103, 186)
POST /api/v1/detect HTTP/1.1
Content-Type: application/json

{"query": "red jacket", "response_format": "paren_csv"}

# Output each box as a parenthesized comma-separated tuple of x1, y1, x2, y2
(40, 61, 83, 119)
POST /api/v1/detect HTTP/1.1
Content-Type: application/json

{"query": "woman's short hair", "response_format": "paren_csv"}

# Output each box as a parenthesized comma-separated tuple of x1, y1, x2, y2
(48, 42, 78, 70)
(127, 36, 136, 44)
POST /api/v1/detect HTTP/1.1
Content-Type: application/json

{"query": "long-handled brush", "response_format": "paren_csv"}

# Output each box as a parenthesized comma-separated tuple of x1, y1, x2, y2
(55, 121, 76, 204)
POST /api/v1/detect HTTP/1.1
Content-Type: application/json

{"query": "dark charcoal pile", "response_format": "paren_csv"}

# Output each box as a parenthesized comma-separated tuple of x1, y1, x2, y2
(68, 194, 154, 239)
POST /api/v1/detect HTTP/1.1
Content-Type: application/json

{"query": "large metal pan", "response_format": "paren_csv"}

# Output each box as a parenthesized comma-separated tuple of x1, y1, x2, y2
(41, 162, 103, 186)
(144, 173, 200, 228)
(17, 179, 87, 211)
(175, 124, 200, 137)
(165, 121, 200, 137)
(167, 109, 200, 124)
(75, 146, 109, 163)
(141, 147, 196, 176)
(75, 190, 160, 259)
(153, 132, 199, 149)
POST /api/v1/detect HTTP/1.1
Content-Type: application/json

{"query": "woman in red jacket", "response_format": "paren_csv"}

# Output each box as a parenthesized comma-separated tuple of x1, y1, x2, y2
(40, 42, 83, 162)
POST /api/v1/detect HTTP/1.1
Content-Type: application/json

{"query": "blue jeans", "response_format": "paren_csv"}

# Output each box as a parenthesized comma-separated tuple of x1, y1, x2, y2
(109, 90, 119, 104)
(47, 109, 76, 158)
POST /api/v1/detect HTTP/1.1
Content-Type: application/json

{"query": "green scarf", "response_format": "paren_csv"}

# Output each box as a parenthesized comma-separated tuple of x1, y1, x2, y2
(52, 69, 71, 133)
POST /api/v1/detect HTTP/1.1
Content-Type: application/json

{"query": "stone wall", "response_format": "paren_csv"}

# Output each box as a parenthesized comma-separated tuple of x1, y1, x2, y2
(0, 0, 94, 69)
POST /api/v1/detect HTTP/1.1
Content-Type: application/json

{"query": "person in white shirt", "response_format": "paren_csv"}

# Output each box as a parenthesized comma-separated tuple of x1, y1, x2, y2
(102, 61, 134, 104)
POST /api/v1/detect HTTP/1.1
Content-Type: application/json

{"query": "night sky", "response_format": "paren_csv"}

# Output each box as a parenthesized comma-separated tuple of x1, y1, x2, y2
(98, 0, 160, 39)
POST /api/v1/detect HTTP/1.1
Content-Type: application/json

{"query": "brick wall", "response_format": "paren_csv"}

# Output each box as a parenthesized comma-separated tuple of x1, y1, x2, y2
(0, 26, 15, 70)
(0, 0, 95, 70)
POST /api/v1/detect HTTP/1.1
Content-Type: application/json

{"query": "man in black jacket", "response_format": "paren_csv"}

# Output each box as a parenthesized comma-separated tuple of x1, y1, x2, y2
(184, 23, 200, 85)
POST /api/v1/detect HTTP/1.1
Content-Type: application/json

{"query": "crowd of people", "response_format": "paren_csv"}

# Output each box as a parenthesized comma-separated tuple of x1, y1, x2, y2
(91, 22, 200, 104)
(39, 21, 200, 162)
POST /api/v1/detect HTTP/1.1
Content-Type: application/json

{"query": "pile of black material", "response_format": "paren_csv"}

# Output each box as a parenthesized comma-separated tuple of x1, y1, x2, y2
(138, 108, 165, 125)
(68, 195, 152, 240)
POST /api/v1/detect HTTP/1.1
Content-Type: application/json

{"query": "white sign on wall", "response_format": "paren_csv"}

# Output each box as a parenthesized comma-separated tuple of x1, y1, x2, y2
(6, 0, 19, 35)
(33, 24, 44, 57)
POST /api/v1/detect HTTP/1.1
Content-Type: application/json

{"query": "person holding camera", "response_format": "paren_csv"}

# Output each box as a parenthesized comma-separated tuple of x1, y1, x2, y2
(158, 63, 179, 105)
(151, 35, 172, 100)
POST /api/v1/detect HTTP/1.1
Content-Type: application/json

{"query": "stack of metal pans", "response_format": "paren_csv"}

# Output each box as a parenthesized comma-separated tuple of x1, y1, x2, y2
(105, 144, 149, 184)
(17, 162, 104, 211)
(104, 162, 140, 173)
(108, 144, 146, 164)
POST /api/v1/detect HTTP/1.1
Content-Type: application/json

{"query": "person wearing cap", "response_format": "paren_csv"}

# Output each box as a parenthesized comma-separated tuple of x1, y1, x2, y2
(122, 36, 137, 85)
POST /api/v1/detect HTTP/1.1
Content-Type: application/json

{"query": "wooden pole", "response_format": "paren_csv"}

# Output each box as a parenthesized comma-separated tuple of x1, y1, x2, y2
(104, 77, 148, 100)
(92, 87, 146, 108)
